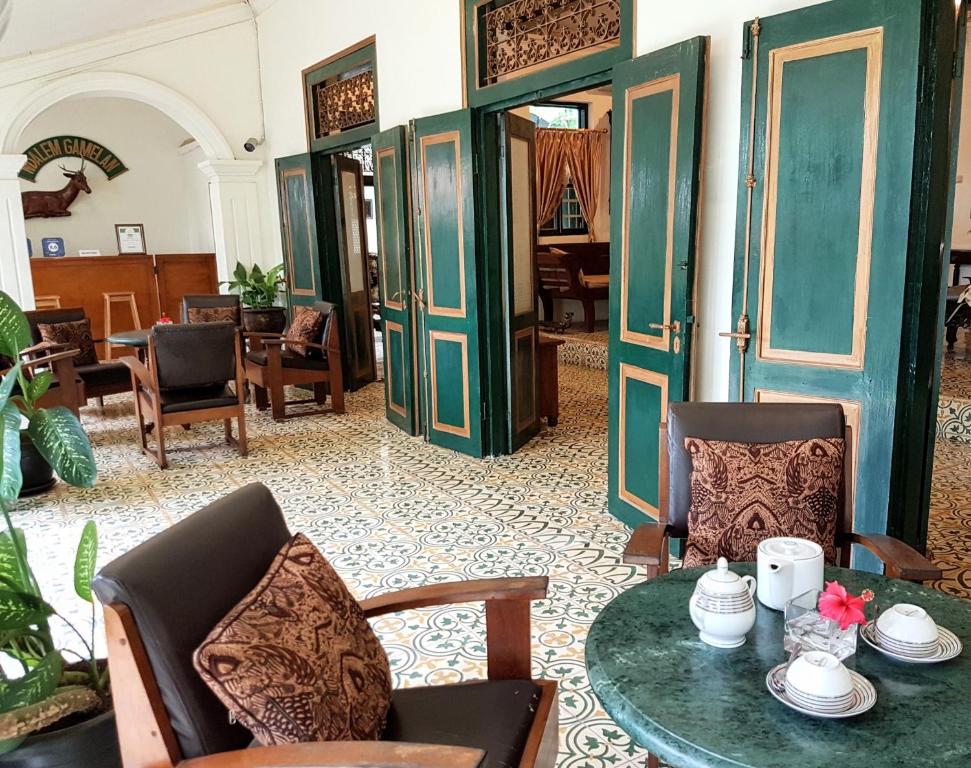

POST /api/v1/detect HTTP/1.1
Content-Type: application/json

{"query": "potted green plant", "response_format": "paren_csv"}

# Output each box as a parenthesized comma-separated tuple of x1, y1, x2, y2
(0, 291, 119, 767)
(222, 262, 287, 333)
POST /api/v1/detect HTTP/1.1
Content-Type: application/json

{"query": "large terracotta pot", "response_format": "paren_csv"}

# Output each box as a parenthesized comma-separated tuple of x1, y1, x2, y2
(0, 709, 121, 768)
(19, 434, 54, 497)
(242, 307, 287, 334)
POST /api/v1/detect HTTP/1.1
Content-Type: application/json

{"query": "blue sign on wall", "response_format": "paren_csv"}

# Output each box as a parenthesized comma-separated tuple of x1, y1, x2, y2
(41, 237, 65, 257)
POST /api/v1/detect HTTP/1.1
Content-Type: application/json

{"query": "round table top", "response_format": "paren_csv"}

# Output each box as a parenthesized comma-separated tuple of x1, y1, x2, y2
(586, 564, 971, 768)
(106, 328, 150, 347)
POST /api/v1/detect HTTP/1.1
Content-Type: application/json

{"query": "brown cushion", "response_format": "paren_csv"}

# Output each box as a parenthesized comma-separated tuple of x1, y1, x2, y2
(187, 306, 240, 325)
(37, 319, 97, 365)
(284, 307, 324, 358)
(193, 533, 392, 746)
(682, 437, 844, 568)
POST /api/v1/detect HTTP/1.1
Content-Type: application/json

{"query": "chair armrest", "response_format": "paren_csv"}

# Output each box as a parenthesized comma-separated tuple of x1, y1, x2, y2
(262, 337, 330, 354)
(21, 340, 71, 359)
(21, 348, 80, 370)
(178, 742, 485, 768)
(843, 532, 942, 582)
(361, 577, 547, 681)
(242, 331, 286, 340)
(623, 523, 669, 567)
(360, 576, 548, 617)
(120, 356, 152, 388)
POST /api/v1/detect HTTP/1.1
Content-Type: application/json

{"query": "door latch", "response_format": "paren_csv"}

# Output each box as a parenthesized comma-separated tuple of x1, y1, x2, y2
(648, 320, 681, 334)
(719, 314, 751, 352)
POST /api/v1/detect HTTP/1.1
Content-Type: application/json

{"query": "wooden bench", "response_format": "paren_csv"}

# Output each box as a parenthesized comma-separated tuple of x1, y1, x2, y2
(536, 243, 609, 332)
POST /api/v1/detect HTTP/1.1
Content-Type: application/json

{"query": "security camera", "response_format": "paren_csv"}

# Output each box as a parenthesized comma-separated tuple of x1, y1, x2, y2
(243, 137, 264, 153)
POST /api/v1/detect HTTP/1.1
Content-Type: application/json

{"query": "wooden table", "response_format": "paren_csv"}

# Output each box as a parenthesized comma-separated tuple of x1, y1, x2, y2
(538, 336, 564, 426)
(586, 564, 971, 767)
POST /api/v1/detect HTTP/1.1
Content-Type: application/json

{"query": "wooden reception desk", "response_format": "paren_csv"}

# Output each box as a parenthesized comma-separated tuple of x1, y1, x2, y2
(30, 253, 217, 352)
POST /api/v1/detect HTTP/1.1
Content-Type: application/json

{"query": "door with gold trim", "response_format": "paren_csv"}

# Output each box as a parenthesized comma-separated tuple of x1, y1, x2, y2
(607, 37, 709, 527)
(275, 153, 321, 311)
(374, 126, 418, 435)
(729, 0, 958, 558)
(413, 109, 485, 457)
(500, 112, 539, 451)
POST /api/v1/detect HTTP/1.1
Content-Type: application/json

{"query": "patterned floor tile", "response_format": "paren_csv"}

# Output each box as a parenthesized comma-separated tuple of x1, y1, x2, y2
(11, 358, 969, 766)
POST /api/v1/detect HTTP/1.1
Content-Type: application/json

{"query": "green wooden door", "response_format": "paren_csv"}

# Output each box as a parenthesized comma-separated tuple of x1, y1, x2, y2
(413, 110, 484, 456)
(500, 112, 539, 451)
(275, 153, 322, 311)
(374, 126, 418, 435)
(333, 154, 377, 390)
(729, 0, 958, 560)
(607, 37, 709, 528)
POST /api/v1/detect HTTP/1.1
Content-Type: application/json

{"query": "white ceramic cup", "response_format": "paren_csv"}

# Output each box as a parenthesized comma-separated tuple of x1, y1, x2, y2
(875, 604, 939, 647)
(785, 651, 853, 701)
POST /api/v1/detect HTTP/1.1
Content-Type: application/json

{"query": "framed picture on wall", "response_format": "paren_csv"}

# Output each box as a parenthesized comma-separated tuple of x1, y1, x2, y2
(115, 223, 147, 255)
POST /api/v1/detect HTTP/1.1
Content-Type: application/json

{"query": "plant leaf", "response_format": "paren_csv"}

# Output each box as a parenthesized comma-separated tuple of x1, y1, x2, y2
(0, 652, 61, 712)
(0, 590, 53, 631)
(26, 408, 96, 489)
(72, 522, 97, 603)
(25, 372, 52, 404)
(0, 363, 22, 411)
(233, 262, 247, 282)
(0, 294, 29, 363)
(0, 531, 28, 594)
(0, 403, 23, 502)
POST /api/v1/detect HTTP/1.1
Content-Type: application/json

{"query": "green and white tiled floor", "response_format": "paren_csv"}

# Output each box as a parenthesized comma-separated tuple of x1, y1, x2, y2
(14, 352, 970, 766)
(16, 363, 650, 767)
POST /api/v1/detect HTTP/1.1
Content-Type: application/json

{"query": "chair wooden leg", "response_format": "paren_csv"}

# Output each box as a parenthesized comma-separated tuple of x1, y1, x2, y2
(583, 299, 596, 332)
(648, 753, 660, 768)
(237, 407, 248, 457)
(269, 379, 285, 421)
(223, 419, 232, 444)
(329, 372, 345, 414)
(313, 382, 327, 405)
(253, 384, 269, 411)
(97, 396, 105, 411)
(155, 426, 168, 470)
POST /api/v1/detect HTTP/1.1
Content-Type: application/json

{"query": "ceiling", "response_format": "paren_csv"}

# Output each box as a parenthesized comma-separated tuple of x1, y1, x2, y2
(0, 0, 259, 61)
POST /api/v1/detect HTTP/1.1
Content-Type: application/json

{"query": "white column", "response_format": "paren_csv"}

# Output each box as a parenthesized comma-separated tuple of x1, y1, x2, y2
(197, 159, 264, 284)
(0, 155, 34, 310)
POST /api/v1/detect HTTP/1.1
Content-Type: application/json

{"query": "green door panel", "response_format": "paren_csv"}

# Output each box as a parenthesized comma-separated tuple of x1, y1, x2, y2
(729, 0, 958, 565)
(275, 153, 321, 310)
(373, 125, 418, 435)
(500, 112, 540, 452)
(413, 110, 484, 457)
(607, 37, 709, 529)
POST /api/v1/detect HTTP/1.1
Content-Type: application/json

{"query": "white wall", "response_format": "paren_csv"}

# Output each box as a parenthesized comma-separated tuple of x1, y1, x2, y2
(951, 51, 971, 253)
(254, 0, 832, 401)
(19, 97, 213, 255)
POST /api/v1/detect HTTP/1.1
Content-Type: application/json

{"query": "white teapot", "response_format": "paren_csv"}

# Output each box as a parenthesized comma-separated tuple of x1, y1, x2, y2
(756, 537, 824, 611)
(689, 557, 757, 648)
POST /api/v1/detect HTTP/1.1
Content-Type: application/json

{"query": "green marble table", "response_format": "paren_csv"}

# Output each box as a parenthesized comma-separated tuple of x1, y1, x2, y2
(586, 564, 971, 768)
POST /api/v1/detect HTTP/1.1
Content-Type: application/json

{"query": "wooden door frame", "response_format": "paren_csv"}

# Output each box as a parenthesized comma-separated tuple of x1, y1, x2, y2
(473, 69, 614, 456)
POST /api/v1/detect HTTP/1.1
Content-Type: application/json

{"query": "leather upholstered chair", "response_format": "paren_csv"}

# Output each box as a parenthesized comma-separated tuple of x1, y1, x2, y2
(2, 346, 83, 417)
(182, 294, 242, 325)
(243, 301, 344, 421)
(624, 402, 941, 583)
(92, 483, 557, 768)
(121, 323, 247, 469)
(25, 307, 130, 405)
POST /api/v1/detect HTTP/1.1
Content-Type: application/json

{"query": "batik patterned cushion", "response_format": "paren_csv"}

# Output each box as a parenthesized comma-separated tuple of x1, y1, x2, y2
(36, 319, 98, 365)
(682, 437, 844, 568)
(194, 533, 392, 745)
(284, 307, 324, 358)
(187, 306, 240, 325)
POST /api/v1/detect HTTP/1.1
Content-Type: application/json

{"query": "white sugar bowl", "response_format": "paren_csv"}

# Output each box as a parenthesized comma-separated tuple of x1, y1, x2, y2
(689, 557, 758, 648)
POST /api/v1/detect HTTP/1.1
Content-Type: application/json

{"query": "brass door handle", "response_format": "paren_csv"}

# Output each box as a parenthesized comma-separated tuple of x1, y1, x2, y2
(718, 331, 751, 339)
(649, 321, 681, 334)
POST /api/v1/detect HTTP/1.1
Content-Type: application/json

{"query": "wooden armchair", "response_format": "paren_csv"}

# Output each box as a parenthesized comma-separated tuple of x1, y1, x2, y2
(243, 301, 344, 421)
(536, 247, 609, 331)
(4, 344, 84, 417)
(121, 322, 247, 469)
(92, 484, 557, 768)
(24, 307, 131, 405)
(624, 402, 941, 583)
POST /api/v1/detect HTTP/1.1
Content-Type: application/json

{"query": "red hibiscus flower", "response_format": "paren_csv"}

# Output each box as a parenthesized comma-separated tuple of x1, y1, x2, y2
(817, 581, 867, 631)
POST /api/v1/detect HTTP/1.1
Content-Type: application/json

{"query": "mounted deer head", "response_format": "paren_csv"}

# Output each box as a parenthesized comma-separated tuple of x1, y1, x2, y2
(59, 161, 91, 193)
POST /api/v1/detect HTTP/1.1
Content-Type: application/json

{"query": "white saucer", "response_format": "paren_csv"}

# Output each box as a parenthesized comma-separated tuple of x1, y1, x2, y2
(766, 664, 876, 719)
(861, 621, 963, 664)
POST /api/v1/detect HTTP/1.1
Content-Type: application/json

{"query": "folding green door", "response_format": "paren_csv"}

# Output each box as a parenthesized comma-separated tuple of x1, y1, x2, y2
(607, 38, 709, 527)
(729, 0, 958, 556)
(276, 153, 322, 311)
(500, 113, 540, 451)
(412, 110, 485, 456)
(374, 126, 418, 434)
